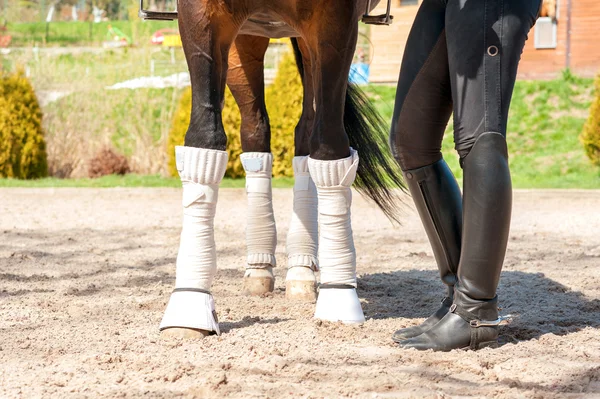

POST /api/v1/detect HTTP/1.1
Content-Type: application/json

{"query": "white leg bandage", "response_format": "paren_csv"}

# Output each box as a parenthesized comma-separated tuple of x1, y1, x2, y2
(286, 156, 319, 271)
(160, 146, 228, 334)
(308, 149, 364, 323)
(240, 152, 277, 268)
(308, 149, 359, 286)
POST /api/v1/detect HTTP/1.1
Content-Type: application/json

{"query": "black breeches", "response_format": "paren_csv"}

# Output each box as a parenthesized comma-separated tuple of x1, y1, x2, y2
(390, 0, 542, 170)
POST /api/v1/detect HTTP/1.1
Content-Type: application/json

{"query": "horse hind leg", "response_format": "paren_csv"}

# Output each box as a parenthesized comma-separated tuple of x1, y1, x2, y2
(227, 35, 276, 296)
(300, 6, 365, 323)
(285, 38, 318, 302)
(160, 2, 244, 339)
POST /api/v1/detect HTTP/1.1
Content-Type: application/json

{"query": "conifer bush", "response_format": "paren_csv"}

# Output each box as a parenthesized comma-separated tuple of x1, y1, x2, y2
(581, 74, 600, 166)
(0, 71, 48, 179)
(168, 47, 303, 178)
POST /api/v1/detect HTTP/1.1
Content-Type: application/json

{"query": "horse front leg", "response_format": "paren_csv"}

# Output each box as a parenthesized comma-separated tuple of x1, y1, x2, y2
(285, 38, 319, 301)
(227, 35, 277, 296)
(160, 1, 243, 339)
(301, 6, 365, 323)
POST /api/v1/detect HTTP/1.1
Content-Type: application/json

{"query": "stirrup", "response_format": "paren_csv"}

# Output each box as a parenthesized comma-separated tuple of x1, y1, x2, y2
(139, 0, 177, 20)
(361, 0, 394, 25)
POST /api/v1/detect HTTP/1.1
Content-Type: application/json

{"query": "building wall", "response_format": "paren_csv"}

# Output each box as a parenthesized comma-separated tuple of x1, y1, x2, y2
(368, 4, 419, 83)
(368, 0, 600, 82)
(570, 0, 600, 75)
(519, 1, 568, 78)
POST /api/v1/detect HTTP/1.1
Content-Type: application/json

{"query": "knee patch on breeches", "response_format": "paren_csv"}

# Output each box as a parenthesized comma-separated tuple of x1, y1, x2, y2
(458, 131, 508, 167)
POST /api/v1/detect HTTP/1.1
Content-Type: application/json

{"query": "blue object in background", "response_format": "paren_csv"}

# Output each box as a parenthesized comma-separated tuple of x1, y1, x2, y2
(349, 63, 370, 85)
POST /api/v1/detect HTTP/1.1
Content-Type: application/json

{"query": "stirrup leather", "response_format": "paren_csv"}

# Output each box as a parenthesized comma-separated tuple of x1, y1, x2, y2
(449, 304, 512, 349)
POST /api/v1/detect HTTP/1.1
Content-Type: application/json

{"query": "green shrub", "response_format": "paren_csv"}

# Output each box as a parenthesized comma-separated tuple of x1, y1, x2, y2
(581, 74, 600, 166)
(0, 71, 48, 179)
(168, 47, 303, 178)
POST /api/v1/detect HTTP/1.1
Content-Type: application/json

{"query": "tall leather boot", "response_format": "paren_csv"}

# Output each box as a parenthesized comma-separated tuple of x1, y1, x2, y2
(398, 132, 512, 351)
(392, 158, 462, 342)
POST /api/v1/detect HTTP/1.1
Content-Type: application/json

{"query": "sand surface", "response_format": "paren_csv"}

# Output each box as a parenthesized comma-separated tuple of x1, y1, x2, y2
(1, 188, 599, 398)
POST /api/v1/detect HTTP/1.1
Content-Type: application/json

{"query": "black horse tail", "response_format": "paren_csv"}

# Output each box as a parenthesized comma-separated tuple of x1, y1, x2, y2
(291, 38, 406, 224)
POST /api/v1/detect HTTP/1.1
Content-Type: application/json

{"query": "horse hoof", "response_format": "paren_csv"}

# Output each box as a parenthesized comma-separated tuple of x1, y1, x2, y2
(286, 280, 317, 301)
(160, 327, 211, 339)
(285, 266, 317, 301)
(314, 286, 365, 324)
(243, 267, 275, 295)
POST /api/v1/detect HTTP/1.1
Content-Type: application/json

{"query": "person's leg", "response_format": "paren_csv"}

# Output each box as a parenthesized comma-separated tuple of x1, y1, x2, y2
(389, 0, 462, 342)
(399, 0, 542, 351)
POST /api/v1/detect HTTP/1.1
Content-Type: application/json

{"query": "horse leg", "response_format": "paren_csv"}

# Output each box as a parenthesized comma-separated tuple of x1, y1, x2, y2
(301, 5, 365, 323)
(285, 38, 318, 301)
(227, 34, 276, 296)
(160, 1, 244, 338)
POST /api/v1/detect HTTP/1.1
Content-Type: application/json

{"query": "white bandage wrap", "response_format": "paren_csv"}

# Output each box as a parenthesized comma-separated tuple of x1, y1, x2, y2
(174, 146, 228, 290)
(241, 152, 277, 268)
(308, 149, 359, 287)
(286, 156, 319, 270)
(160, 146, 228, 333)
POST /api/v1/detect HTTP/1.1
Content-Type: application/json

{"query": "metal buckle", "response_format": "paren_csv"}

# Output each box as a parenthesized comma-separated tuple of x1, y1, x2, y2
(470, 315, 513, 328)
(139, 0, 178, 20)
(361, 0, 394, 25)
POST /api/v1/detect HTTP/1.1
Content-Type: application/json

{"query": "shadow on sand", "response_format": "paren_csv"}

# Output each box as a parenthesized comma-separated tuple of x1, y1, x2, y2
(358, 269, 600, 344)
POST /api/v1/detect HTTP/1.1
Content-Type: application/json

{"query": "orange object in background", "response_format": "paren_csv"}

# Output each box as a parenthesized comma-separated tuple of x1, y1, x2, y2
(0, 24, 11, 48)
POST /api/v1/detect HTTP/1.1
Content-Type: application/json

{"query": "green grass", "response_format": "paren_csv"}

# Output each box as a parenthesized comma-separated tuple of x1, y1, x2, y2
(0, 175, 294, 188)
(364, 73, 600, 189)
(9, 20, 178, 47)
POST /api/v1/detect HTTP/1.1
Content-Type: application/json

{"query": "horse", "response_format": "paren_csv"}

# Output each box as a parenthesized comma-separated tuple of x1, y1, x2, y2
(154, 0, 406, 339)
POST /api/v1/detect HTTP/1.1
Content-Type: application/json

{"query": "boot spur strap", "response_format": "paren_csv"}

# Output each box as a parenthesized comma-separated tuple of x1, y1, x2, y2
(449, 304, 513, 350)
(469, 315, 513, 327)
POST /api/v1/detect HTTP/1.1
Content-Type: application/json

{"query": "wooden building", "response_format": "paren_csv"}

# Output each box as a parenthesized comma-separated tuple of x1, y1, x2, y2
(368, 0, 600, 82)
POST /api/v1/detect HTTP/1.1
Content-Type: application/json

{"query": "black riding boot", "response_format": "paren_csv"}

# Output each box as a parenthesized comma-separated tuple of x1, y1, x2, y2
(392, 159, 462, 343)
(398, 132, 512, 351)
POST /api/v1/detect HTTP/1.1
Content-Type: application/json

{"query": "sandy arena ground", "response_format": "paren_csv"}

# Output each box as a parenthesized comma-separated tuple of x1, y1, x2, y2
(0, 188, 599, 398)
